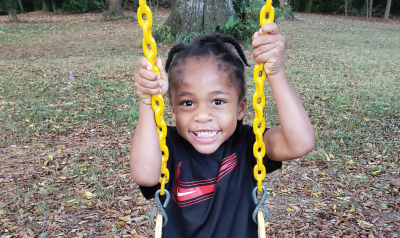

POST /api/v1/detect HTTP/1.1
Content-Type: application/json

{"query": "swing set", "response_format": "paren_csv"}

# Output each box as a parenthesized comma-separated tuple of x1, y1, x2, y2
(137, 0, 275, 237)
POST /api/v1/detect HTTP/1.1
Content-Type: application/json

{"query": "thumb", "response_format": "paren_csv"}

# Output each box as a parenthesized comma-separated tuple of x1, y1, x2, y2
(156, 58, 168, 83)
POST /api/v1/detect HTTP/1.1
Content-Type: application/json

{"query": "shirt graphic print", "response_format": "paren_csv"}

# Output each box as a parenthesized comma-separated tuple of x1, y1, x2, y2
(173, 153, 237, 207)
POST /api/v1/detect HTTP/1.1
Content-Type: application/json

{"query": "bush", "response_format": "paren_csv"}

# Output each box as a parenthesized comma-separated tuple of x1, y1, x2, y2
(155, 24, 175, 44)
(232, 0, 289, 43)
(61, 0, 104, 13)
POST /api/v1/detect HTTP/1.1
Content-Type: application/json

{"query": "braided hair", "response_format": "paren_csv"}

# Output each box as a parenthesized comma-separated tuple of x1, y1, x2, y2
(165, 33, 249, 100)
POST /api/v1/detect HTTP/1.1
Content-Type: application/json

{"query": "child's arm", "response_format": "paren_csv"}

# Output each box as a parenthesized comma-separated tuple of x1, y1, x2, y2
(252, 23, 315, 161)
(130, 57, 169, 186)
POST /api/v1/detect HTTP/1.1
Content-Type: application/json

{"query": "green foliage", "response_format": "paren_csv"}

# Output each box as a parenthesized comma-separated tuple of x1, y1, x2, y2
(61, 0, 104, 13)
(61, 0, 88, 13)
(155, 24, 175, 43)
(220, 15, 242, 36)
(176, 28, 214, 43)
(232, 0, 265, 43)
(231, 0, 295, 42)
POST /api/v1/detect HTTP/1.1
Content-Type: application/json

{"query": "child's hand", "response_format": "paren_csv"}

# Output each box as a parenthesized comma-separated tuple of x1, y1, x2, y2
(134, 57, 169, 105)
(252, 23, 285, 77)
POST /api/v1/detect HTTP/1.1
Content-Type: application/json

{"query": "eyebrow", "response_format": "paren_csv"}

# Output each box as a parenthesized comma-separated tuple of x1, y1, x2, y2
(177, 91, 229, 97)
(210, 90, 229, 95)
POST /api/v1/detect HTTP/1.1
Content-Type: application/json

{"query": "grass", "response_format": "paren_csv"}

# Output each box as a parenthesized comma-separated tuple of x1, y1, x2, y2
(0, 10, 399, 237)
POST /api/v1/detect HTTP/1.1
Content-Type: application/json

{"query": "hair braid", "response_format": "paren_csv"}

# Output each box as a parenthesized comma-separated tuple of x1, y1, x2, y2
(166, 43, 186, 72)
(219, 35, 249, 67)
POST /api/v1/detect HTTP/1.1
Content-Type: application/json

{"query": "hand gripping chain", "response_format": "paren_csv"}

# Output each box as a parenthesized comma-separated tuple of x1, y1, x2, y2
(137, 0, 169, 196)
(137, 0, 170, 230)
(252, 0, 274, 193)
(252, 0, 274, 226)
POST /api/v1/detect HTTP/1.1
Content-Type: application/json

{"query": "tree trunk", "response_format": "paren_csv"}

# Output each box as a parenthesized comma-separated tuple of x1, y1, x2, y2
(279, 0, 297, 20)
(305, 0, 313, 13)
(294, 0, 300, 11)
(384, 0, 392, 21)
(43, 0, 49, 11)
(365, 0, 369, 18)
(345, 0, 348, 16)
(18, 0, 25, 13)
(369, 0, 373, 18)
(203, 0, 235, 31)
(164, 0, 235, 38)
(109, 0, 123, 16)
(106, 0, 110, 10)
(9, 8, 19, 22)
(52, 1, 56, 12)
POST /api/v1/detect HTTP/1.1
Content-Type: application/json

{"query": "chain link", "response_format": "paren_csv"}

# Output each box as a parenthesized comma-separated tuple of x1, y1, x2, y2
(253, 0, 274, 192)
(138, 0, 169, 196)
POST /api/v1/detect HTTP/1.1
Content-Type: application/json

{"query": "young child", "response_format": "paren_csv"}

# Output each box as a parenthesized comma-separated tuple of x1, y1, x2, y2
(130, 23, 315, 238)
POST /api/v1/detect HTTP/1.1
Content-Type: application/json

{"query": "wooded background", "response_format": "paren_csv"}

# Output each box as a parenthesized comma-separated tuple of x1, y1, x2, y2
(1, 0, 399, 20)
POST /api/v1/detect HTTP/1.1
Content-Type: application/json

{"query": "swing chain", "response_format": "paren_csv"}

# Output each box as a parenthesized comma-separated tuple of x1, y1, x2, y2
(252, 0, 275, 192)
(252, 186, 270, 224)
(150, 190, 171, 227)
(137, 0, 170, 196)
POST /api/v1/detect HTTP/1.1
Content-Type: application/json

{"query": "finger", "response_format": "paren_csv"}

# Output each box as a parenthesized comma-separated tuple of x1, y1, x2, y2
(254, 49, 281, 65)
(156, 58, 168, 83)
(139, 57, 153, 70)
(252, 32, 260, 41)
(138, 67, 160, 82)
(252, 33, 284, 49)
(253, 43, 276, 60)
(135, 81, 162, 95)
(260, 23, 280, 36)
(135, 74, 163, 89)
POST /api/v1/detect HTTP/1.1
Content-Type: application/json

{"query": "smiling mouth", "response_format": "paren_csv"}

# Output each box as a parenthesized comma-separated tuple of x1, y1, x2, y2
(192, 131, 219, 138)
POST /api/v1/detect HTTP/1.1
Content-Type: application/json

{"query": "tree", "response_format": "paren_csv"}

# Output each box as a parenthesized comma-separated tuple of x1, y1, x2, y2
(18, 0, 25, 13)
(384, 0, 392, 20)
(42, 0, 49, 11)
(109, 0, 123, 15)
(164, 0, 235, 38)
(279, 0, 297, 20)
(369, 0, 373, 17)
(2, 0, 20, 22)
(305, 0, 313, 12)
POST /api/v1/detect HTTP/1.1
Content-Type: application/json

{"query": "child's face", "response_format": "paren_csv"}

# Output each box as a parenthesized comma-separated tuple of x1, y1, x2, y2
(169, 57, 246, 154)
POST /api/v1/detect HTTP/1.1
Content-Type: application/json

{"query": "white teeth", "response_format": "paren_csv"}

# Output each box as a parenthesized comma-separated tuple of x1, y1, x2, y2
(194, 131, 218, 138)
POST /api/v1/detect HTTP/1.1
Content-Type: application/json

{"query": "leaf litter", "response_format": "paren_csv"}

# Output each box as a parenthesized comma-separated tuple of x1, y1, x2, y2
(0, 9, 399, 238)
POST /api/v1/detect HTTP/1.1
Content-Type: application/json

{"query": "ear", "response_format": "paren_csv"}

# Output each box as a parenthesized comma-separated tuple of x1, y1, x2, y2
(237, 97, 247, 120)
(169, 101, 176, 122)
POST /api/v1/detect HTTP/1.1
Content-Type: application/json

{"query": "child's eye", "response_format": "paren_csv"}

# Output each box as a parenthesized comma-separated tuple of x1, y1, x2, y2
(212, 99, 224, 106)
(182, 101, 194, 107)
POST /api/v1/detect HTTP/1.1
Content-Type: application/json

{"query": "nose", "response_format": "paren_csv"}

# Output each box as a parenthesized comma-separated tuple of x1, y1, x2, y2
(194, 104, 213, 123)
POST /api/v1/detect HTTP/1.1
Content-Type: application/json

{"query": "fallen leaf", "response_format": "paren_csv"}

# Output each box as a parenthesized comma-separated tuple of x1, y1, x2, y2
(336, 182, 346, 188)
(302, 188, 311, 196)
(357, 220, 373, 227)
(84, 191, 94, 198)
(119, 215, 131, 222)
(350, 204, 355, 212)
(133, 234, 147, 238)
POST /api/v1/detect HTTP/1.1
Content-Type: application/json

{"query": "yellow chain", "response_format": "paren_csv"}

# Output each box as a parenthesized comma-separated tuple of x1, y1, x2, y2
(253, 0, 274, 192)
(137, 0, 169, 196)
